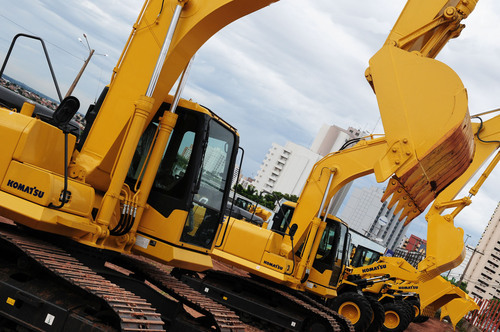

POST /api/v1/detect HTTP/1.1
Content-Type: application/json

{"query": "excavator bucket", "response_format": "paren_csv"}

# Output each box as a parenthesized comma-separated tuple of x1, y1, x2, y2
(369, 0, 478, 224)
(371, 45, 475, 224)
(440, 297, 479, 328)
(418, 213, 465, 281)
(417, 275, 477, 321)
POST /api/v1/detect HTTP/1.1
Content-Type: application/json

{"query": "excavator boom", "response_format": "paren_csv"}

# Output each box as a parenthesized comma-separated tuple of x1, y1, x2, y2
(75, 0, 278, 188)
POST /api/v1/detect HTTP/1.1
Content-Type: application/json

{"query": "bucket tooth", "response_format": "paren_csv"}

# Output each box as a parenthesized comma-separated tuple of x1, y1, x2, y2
(401, 206, 420, 225)
(382, 178, 400, 202)
(383, 176, 423, 226)
(392, 195, 408, 215)
(386, 186, 407, 210)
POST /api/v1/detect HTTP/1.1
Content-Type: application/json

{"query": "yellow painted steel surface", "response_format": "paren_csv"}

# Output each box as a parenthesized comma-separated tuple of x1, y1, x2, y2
(418, 276, 479, 322)
(212, 248, 294, 285)
(384, 311, 400, 329)
(0, 109, 76, 181)
(12, 117, 76, 176)
(351, 257, 419, 283)
(338, 302, 361, 324)
(371, 45, 474, 220)
(0, 191, 99, 239)
(132, 233, 213, 272)
(1, 161, 94, 217)
(440, 296, 479, 328)
(218, 217, 272, 264)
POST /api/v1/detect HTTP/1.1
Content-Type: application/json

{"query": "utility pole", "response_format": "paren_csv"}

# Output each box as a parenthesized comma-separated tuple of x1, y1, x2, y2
(448, 234, 471, 278)
(459, 245, 483, 286)
(65, 49, 94, 98)
(65, 34, 107, 98)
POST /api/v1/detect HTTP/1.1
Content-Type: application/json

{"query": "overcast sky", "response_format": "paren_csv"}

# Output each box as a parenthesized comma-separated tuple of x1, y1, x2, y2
(1, 0, 499, 252)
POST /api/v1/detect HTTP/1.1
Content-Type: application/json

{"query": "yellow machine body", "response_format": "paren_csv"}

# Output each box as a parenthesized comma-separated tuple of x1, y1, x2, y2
(0, 96, 239, 271)
(0, 0, 281, 272)
(351, 255, 479, 327)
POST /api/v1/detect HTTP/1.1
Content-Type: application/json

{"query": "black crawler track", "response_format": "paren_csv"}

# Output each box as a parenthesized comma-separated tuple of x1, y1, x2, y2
(113, 254, 247, 332)
(0, 221, 247, 332)
(0, 225, 164, 331)
(182, 269, 355, 332)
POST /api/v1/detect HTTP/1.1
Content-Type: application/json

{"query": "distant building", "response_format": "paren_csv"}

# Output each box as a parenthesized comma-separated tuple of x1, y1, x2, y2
(370, 201, 409, 251)
(231, 166, 241, 188)
(405, 234, 427, 252)
(340, 186, 385, 234)
(204, 146, 226, 175)
(310, 125, 364, 156)
(349, 229, 387, 254)
(254, 124, 366, 202)
(238, 176, 255, 190)
(464, 202, 500, 300)
(340, 186, 409, 251)
(253, 142, 322, 196)
(393, 248, 425, 269)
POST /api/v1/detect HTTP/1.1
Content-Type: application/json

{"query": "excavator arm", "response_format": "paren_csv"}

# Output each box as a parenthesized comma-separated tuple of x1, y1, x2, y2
(384, 0, 476, 58)
(293, 0, 478, 248)
(287, 0, 480, 287)
(418, 113, 500, 281)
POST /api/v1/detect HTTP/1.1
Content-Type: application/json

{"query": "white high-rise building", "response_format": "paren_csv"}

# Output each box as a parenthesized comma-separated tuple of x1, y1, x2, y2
(340, 186, 408, 251)
(369, 201, 409, 251)
(340, 186, 385, 234)
(464, 202, 500, 299)
(311, 125, 365, 156)
(253, 124, 365, 199)
(254, 142, 322, 196)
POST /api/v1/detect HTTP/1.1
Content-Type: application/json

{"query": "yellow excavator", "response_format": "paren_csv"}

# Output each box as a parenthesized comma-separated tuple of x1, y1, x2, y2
(331, 109, 500, 331)
(205, 109, 499, 331)
(177, 0, 498, 331)
(0, 0, 289, 330)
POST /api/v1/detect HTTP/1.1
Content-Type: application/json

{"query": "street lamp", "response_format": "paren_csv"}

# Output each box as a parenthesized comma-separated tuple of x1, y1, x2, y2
(65, 33, 107, 98)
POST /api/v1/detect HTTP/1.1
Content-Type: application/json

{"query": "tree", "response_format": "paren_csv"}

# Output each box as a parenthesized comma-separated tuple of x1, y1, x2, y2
(442, 276, 468, 293)
(233, 185, 299, 210)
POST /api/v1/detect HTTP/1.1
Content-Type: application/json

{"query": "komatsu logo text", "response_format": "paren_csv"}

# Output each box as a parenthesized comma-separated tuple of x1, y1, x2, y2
(399, 285, 418, 290)
(362, 264, 386, 273)
(6, 180, 45, 198)
(263, 260, 283, 271)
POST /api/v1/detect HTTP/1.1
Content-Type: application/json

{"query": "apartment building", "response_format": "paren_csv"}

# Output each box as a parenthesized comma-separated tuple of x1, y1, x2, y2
(253, 124, 365, 199)
(464, 202, 500, 299)
(253, 142, 322, 196)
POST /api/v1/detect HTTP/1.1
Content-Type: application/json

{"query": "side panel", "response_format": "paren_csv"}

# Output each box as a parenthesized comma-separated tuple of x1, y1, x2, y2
(220, 219, 271, 264)
(1, 161, 94, 217)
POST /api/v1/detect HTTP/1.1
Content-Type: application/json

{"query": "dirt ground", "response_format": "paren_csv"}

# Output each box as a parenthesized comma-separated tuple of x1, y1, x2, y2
(405, 318, 456, 332)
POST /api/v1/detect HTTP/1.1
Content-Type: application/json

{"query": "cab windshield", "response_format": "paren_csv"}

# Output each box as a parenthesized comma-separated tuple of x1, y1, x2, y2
(180, 119, 236, 248)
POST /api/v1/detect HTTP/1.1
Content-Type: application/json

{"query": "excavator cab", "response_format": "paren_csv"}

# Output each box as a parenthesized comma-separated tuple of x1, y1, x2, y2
(310, 217, 351, 288)
(270, 201, 352, 295)
(351, 245, 383, 268)
(124, 100, 239, 267)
